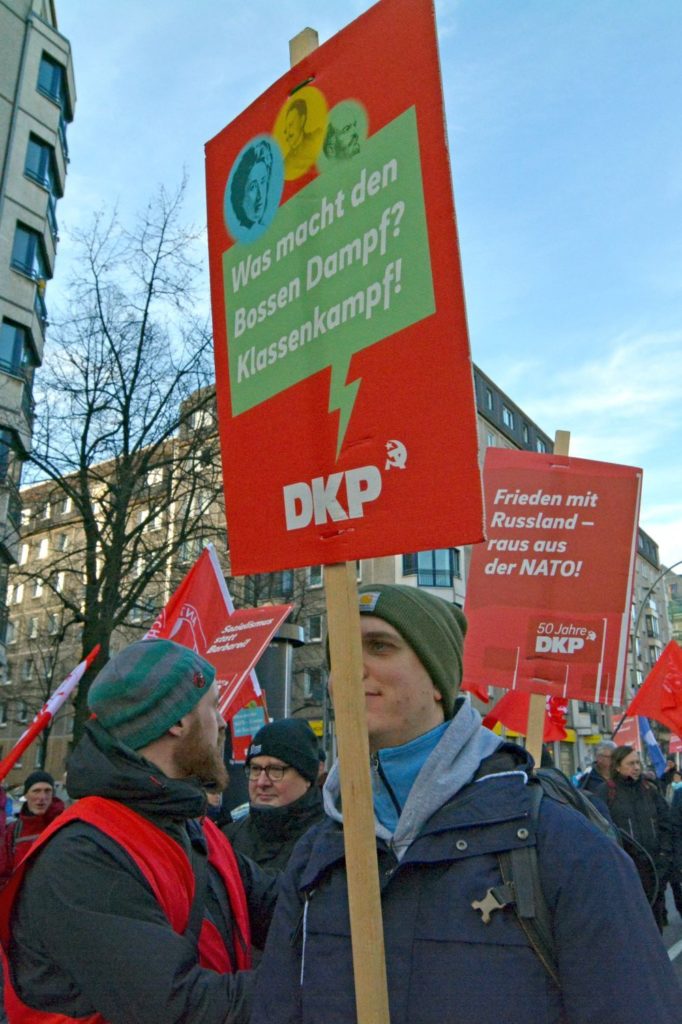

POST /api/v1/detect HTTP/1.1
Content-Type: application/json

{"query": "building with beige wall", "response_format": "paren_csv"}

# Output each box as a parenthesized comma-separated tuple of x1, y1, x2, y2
(0, 0, 75, 671)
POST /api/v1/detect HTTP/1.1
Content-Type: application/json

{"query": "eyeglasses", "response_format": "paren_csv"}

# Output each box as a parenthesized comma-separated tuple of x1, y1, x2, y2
(245, 763, 292, 782)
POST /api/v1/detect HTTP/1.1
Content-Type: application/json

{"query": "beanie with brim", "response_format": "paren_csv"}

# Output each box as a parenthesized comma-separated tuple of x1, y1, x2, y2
(247, 718, 319, 783)
(88, 639, 216, 751)
(357, 584, 467, 719)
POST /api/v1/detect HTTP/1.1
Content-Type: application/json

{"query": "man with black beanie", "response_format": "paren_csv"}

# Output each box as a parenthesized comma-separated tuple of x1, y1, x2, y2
(0, 638, 277, 1024)
(224, 719, 324, 874)
(252, 584, 680, 1024)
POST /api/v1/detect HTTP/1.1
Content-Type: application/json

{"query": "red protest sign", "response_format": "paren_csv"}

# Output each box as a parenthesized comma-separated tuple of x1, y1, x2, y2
(616, 716, 642, 750)
(205, 0, 483, 574)
(209, 605, 292, 719)
(145, 546, 290, 720)
(462, 449, 641, 706)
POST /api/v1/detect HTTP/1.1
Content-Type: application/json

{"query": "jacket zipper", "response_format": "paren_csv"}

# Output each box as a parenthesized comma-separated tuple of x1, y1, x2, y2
(371, 753, 402, 818)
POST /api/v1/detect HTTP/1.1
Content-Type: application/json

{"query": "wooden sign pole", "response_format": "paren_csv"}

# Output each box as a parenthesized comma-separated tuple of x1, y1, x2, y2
(325, 563, 391, 1024)
(525, 430, 571, 768)
(287, 29, 390, 1024)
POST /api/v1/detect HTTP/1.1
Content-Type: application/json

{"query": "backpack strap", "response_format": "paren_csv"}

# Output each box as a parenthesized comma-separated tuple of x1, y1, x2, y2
(498, 782, 559, 986)
(470, 780, 560, 986)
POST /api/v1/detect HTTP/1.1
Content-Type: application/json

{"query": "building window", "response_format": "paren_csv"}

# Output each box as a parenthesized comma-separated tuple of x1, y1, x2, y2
(14, 584, 24, 605)
(47, 612, 59, 635)
(306, 614, 323, 643)
(501, 405, 515, 430)
(41, 501, 51, 520)
(38, 537, 49, 559)
(55, 532, 69, 552)
(308, 565, 323, 587)
(32, 579, 43, 598)
(17, 699, 29, 723)
(536, 438, 547, 453)
(417, 549, 460, 588)
(61, 495, 72, 514)
(11, 224, 48, 281)
(0, 705, 6, 728)
(37, 53, 66, 107)
(522, 423, 529, 445)
(645, 614, 660, 639)
(303, 667, 325, 703)
(25, 136, 57, 190)
(19, 543, 29, 565)
(28, 617, 39, 639)
(486, 432, 496, 447)
(6, 623, 15, 646)
(21, 660, 33, 683)
(402, 553, 418, 576)
(0, 319, 37, 377)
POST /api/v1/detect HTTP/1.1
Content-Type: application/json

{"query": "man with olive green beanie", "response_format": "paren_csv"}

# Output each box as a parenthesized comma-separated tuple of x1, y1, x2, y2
(253, 583, 681, 1024)
(2, 638, 277, 1024)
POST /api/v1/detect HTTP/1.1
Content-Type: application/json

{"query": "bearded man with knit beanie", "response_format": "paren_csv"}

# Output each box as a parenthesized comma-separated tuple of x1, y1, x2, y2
(0, 638, 277, 1024)
(252, 584, 680, 1024)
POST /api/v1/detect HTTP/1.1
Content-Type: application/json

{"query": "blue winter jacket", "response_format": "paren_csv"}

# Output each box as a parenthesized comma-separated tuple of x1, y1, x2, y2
(252, 716, 679, 1023)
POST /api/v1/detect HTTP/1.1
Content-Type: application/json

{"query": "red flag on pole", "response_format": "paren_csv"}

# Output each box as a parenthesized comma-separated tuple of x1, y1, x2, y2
(624, 640, 682, 738)
(0, 646, 101, 783)
(145, 545, 291, 720)
(482, 690, 568, 743)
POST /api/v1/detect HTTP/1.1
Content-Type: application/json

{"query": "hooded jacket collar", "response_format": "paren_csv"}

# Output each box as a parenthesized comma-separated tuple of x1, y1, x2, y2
(248, 783, 323, 842)
(66, 720, 207, 822)
(323, 698, 503, 858)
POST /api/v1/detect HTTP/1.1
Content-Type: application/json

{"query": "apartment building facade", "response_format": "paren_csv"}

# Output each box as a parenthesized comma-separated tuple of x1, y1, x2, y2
(0, 0, 75, 668)
(3, 370, 672, 784)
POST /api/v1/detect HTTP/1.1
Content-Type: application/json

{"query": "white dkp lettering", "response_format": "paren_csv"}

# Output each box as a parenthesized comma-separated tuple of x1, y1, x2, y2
(535, 636, 585, 655)
(283, 466, 383, 531)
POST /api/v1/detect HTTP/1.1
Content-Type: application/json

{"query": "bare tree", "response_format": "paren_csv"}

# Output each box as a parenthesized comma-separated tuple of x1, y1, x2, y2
(19, 181, 224, 740)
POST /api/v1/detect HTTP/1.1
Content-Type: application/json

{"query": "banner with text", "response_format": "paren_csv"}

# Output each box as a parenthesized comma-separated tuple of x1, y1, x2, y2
(205, 0, 483, 573)
(463, 449, 641, 705)
(145, 546, 290, 720)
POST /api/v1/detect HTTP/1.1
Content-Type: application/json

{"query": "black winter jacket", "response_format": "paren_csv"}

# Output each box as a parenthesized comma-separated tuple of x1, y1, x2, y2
(223, 785, 325, 873)
(6, 721, 278, 1024)
(607, 773, 673, 875)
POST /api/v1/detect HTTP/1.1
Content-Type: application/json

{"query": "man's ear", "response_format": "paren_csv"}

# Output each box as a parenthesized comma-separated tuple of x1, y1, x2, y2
(168, 716, 189, 738)
(432, 685, 443, 704)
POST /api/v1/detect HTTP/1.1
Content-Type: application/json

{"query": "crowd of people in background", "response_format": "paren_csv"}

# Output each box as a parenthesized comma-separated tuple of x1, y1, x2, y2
(0, 597, 679, 1022)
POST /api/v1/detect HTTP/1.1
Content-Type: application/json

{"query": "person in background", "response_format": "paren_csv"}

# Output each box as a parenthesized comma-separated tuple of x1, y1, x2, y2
(670, 771, 682, 917)
(608, 745, 673, 931)
(0, 638, 277, 1024)
(251, 584, 679, 1024)
(577, 740, 616, 799)
(223, 719, 324, 875)
(0, 771, 64, 884)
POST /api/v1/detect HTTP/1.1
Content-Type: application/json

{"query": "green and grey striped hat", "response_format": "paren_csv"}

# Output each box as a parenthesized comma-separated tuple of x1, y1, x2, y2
(88, 639, 215, 750)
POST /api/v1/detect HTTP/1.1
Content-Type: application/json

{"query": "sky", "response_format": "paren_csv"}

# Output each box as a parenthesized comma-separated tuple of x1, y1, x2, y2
(51, 0, 682, 569)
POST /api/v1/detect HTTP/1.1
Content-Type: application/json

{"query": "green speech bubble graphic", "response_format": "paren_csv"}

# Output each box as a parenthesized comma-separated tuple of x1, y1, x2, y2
(223, 106, 435, 455)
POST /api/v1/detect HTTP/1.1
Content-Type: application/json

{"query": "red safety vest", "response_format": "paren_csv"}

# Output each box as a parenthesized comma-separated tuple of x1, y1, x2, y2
(0, 796, 251, 1023)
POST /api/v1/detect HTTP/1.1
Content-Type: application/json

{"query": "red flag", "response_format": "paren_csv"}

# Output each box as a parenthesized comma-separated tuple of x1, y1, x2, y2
(0, 646, 101, 782)
(482, 690, 568, 742)
(145, 545, 291, 720)
(625, 641, 682, 738)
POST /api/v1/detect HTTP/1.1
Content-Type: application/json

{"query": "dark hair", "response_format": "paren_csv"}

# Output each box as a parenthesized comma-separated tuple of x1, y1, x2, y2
(287, 98, 307, 122)
(230, 141, 272, 228)
(612, 745, 638, 778)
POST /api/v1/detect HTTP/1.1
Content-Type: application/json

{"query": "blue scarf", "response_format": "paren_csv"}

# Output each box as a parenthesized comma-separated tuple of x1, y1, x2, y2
(372, 722, 450, 831)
